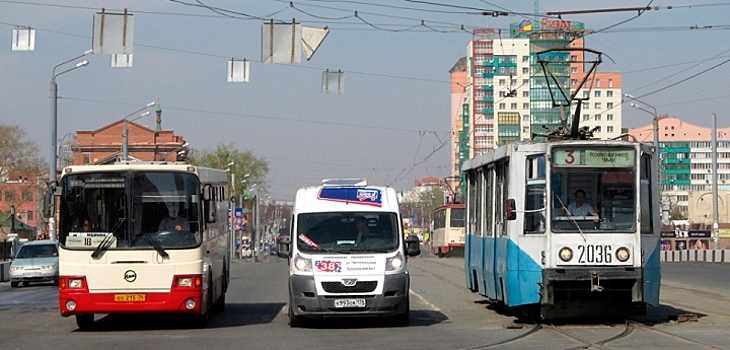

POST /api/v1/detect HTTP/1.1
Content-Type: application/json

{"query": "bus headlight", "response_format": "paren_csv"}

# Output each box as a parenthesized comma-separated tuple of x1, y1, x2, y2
(559, 247, 573, 262)
(386, 252, 404, 271)
(292, 254, 312, 272)
(616, 247, 631, 262)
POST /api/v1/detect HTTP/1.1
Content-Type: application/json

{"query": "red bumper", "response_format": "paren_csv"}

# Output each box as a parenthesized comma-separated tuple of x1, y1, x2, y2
(59, 289, 205, 317)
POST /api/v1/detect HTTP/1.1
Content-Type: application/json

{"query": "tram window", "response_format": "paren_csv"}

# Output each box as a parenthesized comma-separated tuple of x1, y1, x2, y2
(524, 182, 546, 233)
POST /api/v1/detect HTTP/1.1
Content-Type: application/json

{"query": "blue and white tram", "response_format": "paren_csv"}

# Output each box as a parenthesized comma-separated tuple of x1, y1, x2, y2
(463, 140, 661, 319)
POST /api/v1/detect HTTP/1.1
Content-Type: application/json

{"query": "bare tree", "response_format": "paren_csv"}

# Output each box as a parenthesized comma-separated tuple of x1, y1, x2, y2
(0, 123, 45, 233)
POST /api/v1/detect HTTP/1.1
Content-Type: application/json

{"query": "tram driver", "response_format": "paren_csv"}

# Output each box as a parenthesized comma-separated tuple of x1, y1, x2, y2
(564, 189, 599, 223)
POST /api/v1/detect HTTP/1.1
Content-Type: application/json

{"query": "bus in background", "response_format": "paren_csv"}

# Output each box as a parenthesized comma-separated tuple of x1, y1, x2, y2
(56, 163, 230, 329)
(430, 204, 465, 258)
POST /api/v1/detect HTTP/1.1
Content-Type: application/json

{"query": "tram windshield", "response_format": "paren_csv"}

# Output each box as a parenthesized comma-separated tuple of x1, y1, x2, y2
(59, 171, 202, 250)
(296, 212, 400, 253)
(550, 147, 637, 233)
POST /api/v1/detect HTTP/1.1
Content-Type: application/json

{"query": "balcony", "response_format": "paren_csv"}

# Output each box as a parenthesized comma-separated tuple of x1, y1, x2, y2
(483, 96, 494, 103)
(482, 108, 494, 115)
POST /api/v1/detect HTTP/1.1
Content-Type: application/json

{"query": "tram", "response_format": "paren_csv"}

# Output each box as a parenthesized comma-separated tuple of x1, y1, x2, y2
(431, 204, 465, 257)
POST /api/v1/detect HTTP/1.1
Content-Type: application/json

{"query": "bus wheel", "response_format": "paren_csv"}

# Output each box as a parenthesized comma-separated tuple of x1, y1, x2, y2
(212, 290, 226, 312)
(75, 314, 94, 330)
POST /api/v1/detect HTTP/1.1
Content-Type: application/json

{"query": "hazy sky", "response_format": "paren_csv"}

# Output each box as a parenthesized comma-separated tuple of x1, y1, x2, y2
(1, 0, 728, 201)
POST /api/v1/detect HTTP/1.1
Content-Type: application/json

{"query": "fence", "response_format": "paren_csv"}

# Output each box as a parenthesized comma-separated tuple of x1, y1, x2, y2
(661, 249, 730, 263)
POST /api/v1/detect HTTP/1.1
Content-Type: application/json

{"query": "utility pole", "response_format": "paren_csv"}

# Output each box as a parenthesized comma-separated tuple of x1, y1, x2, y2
(712, 113, 719, 249)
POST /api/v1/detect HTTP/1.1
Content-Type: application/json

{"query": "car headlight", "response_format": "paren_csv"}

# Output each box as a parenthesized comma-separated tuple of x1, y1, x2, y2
(10, 266, 23, 272)
(292, 253, 312, 272)
(42, 264, 58, 270)
(616, 247, 631, 262)
(386, 252, 404, 271)
(559, 247, 573, 262)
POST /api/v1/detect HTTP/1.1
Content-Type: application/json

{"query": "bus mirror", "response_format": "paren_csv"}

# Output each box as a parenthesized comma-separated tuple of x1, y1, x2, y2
(203, 199, 216, 223)
(405, 235, 421, 257)
(277, 236, 291, 259)
(506, 199, 516, 220)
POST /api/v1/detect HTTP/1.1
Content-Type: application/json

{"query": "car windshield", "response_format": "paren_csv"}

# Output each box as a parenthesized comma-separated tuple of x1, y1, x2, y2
(59, 171, 202, 250)
(296, 212, 400, 253)
(16, 244, 58, 259)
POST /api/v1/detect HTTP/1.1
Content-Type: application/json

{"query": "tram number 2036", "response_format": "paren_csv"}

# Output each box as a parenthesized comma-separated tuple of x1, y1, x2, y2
(577, 245, 612, 264)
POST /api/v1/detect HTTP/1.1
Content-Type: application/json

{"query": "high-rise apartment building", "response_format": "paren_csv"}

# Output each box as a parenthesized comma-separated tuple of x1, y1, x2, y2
(450, 21, 624, 186)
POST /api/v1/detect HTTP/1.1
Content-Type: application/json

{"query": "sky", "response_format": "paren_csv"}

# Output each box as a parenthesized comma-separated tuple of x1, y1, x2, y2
(1, 0, 729, 201)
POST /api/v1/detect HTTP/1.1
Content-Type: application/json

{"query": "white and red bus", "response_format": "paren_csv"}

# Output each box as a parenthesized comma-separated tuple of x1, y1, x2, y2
(56, 163, 230, 329)
(431, 204, 465, 257)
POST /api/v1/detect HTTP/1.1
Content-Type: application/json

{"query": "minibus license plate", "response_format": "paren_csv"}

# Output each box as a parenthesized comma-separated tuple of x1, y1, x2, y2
(334, 299, 366, 308)
(114, 294, 146, 302)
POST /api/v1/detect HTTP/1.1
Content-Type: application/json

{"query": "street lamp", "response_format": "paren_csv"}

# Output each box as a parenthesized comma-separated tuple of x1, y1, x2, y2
(227, 162, 236, 261)
(9, 206, 16, 234)
(50, 51, 92, 191)
(122, 101, 156, 160)
(624, 94, 659, 151)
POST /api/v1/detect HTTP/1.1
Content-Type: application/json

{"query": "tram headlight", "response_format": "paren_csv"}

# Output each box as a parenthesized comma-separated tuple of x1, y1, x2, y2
(616, 247, 631, 262)
(292, 254, 312, 272)
(559, 247, 573, 262)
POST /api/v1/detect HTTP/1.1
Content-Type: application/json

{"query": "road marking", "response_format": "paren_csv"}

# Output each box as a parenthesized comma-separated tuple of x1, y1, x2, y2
(410, 289, 441, 311)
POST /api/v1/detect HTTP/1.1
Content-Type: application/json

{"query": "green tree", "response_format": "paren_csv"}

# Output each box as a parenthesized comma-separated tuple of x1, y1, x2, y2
(669, 204, 687, 220)
(186, 142, 269, 202)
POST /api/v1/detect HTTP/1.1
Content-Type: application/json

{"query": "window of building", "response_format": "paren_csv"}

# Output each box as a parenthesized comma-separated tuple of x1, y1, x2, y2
(522, 103, 529, 109)
(27, 211, 33, 221)
(522, 91, 529, 98)
(499, 103, 506, 109)
(571, 67, 577, 73)
(608, 79, 613, 87)
(499, 79, 505, 86)
(84, 153, 90, 164)
(160, 152, 167, 162)
(583, 102, 589, 109)
(511, 103, 518, 110)
(523, 126, 530, 133)
(607, 114, 614, 121)
(523, 114, 530, 121)
(606, 90, 613, 97)
(522, 55, 529, 62)
(522, 67, 529, 74)
(499, 90, 506, 97)
(571, 79, 578, 86)
(583, 114, 590, 121)
(570, 55, 577, 61)
(4, 191, 15, 201)
(583, 91, 589, 98)
(594, 102, 601, 109)
(595, 126, 601, 133)
(607, 126, 614, 133)
(523, 79, 529, 85)
(594, 90, 601, 97)
(594, 114, 601, 121)
(22, 190, 32, 201)
(595, 79, 600, 87)
(607, 102, 614, 109)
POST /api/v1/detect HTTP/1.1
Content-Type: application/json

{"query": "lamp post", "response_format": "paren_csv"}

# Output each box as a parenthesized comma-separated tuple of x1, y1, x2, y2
(227, 162, 235, 261)
(49, 52, 91, 241)
(9, 206, 16, 234)
(122, 102, 156, 160)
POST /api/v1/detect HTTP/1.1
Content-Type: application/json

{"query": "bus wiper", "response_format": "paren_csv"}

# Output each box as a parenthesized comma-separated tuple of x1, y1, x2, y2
(91, 218, 124, 259)
(143, 233, 169, 259)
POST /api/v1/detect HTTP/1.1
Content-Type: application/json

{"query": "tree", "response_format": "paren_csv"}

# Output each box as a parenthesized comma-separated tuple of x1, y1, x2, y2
(186, 142, 269, 202)
(0, 123, 45, 233)
(669, 203, 687, 220)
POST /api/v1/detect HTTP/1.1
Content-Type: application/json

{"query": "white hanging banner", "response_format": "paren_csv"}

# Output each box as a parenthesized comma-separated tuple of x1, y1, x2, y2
(11, 26, 35, 51)
(301, 26, 329, 61)
(111, 54, 133, 68)
(92, 8, 134, 55)
(321, 69, 344, 94)
(227, 58, 250, 82)
(261, 19, 301, 64)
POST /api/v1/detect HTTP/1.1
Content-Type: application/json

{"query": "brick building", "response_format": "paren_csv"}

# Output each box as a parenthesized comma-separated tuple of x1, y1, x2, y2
(0, 171, 40, 240)
(71, 107, 186, 165)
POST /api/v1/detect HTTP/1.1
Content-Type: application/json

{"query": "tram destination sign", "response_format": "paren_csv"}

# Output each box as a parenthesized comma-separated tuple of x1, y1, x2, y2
(552, 148, 635, 167)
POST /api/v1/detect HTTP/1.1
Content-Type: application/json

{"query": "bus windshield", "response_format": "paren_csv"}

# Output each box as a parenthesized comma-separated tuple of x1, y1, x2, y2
(296, 212, 400, 253)
(59, 171, 202, 250)
(550, 147, 637, 233)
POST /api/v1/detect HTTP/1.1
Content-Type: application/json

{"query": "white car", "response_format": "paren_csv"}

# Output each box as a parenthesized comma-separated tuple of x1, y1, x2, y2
(9, 240, 59, 287)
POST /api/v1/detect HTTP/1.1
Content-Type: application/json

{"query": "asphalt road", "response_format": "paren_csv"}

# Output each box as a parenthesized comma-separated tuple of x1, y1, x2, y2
(0, 254, 728, 349)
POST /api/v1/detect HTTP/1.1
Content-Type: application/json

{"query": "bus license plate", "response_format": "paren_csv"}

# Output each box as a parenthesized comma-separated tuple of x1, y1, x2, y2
(334, 299, 366, 308)
(114, 294, 146, 302)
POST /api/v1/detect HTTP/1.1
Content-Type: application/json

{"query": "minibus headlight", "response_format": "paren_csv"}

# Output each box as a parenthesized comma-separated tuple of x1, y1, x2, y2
(559, 247, 573, 262)
(386, 252, 404, 271)
(616, 247, 631, 262)
(293, 254, 312, 272)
